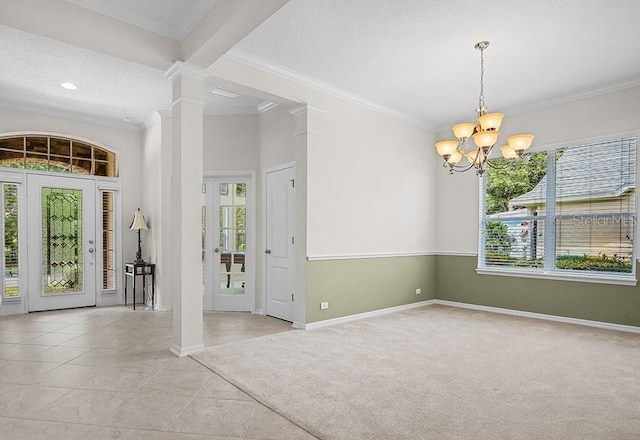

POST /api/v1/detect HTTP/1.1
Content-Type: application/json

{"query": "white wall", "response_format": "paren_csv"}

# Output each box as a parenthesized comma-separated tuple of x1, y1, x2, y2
(306, 99, 435, 257)
(435, 85, 640, 255)
(209, 56, 437, 259)
(203, 114, 260, 170)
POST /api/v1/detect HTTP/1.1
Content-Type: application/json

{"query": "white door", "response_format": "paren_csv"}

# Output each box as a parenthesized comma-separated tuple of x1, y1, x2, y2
(204, 177, 254, 312)
(27, 175, 97, 312)
(265, 166, 295, 322)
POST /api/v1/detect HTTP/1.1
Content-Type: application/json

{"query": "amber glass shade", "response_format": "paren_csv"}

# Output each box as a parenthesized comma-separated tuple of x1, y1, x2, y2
(500, 145, 518, 159)
(507, 134, 535, 152)
(472, 130, 499, 148)
(478, 112, 504, 131)
(447, 150, 463, 165)
(435, 140, 459, 156)
(452, 122, 476, 140)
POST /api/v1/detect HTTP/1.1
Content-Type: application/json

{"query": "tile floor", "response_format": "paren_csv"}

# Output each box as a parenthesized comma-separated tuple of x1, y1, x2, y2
(0, 306, 318, 440)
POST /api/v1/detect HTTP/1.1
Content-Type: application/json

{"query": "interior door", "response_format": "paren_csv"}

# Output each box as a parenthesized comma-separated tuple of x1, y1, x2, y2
(265, 166, 295, 322)
(205, 177, 253, 312)
(27, 174, 96, 311)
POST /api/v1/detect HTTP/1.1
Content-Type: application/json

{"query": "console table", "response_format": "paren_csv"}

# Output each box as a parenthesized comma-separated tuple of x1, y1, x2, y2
(124, 262, 155, 310)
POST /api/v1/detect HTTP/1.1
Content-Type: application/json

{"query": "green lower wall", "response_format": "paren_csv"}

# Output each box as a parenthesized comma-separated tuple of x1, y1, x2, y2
(305, 255, 436, 323)
(436, 255, 640, 327)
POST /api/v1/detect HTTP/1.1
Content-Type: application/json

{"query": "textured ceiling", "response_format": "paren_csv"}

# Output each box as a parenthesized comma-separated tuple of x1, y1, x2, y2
(0, 25, 262, 128)
(3, 0, 640, 131)
(64, 0, 219, 40)
(235, 0, 640, 130)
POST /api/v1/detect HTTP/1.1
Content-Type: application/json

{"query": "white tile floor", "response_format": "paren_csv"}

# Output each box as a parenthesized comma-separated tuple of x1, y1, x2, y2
(0, 306, 318, 440)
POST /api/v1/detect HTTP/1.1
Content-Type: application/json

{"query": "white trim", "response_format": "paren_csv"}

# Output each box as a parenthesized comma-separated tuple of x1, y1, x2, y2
(476, 267, 637, 286)
(434, 251, 477, 257)
(170, 96, 206, 107)
(300, 300, 435, 330)
(257, 101, 278, 114)
(0, 99, 144, 132)
(288, 103, 326, 117)
(433, 300, 640, 335)
(170, 343, 205, 357)
(164, 61, 210, 81)
(307, 252, 436, 262)
(225, 49, 432, 130)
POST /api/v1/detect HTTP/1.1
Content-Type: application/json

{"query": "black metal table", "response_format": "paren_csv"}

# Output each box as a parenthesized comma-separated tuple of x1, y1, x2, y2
(124, 262, 155, 310)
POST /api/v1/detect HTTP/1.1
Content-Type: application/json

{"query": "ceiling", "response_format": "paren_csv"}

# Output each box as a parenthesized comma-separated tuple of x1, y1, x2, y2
(2, 0, 640, 131)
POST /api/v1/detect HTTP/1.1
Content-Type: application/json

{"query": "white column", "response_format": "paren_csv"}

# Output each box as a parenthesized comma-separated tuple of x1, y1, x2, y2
(164, 62, 208, 356)
(288, 103, 324, 326)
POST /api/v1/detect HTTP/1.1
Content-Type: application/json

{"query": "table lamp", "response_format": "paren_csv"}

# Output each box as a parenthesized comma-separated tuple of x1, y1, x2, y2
(130, 208, 148, 264)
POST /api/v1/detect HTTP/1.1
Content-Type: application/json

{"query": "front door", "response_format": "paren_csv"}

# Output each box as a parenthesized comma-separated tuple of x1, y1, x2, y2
(265, 165, 295, 322)
(27, 175, 97, 311)
(204, 176, 254, 312)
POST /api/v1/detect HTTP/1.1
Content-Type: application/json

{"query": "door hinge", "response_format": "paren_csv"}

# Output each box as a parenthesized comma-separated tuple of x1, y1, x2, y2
(291, 236, 295, 245)
(292, 293, 294, 302)
(202, 183, 206, 193)
(290, 179, 295, 188)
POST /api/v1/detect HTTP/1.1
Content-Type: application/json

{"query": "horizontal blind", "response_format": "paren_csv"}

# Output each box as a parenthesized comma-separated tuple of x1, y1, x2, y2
(554, 138, 636, 273)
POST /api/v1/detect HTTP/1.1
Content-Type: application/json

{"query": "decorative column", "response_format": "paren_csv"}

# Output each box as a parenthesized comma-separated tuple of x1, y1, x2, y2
(164, 62, 208, 356)
(288, 103, 325, 327)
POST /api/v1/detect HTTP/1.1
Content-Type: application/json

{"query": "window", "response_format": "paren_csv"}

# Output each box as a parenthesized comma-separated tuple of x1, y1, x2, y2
(102, 191, 116, 290)
(0, 135, 117, 177)
(480, 136, 637, 280)
(2, 183, 20, 298)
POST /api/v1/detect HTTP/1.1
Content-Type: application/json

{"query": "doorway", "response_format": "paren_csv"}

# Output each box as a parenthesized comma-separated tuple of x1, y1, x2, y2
(27, 174, 97, 311)
(264, 164, 295, 322)
(203, 174, 255, 312)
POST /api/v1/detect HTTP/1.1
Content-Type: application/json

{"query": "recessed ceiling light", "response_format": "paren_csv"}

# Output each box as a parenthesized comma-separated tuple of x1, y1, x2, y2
(60, 82, 78, 90)
(208, 86, 240, 99)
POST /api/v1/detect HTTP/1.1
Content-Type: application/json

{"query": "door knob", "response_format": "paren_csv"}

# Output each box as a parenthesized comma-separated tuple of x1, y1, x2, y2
(214, 248, 220, 253)
(265, 249, 271, 254)
(88, 248, 94, 253)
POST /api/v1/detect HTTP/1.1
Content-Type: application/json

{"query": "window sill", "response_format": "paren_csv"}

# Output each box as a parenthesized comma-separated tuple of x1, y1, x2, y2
(476, 267, 637, 286)
(1, 296, 22, 303)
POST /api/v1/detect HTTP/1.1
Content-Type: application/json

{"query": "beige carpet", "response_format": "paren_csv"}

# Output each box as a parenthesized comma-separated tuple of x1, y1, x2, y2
(193, 305, 640, 439)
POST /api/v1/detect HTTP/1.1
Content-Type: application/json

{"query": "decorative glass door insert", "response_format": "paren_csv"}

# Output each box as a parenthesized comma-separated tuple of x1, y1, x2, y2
(42, 187, 83, 294)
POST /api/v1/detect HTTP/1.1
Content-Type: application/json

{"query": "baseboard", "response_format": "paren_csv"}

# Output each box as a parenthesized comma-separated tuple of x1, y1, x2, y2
(170, 343, 205, 357)
(301, 299, 435, 330)
(433, 299, 640, 334)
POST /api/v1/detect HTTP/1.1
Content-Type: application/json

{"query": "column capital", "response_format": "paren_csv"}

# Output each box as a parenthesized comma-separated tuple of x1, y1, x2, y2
(164, 61, 210, 81)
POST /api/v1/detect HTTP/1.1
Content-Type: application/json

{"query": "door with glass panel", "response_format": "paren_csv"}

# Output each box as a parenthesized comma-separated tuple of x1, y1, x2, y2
(27, 175, 96, 311)
(204, 177, 253, 311)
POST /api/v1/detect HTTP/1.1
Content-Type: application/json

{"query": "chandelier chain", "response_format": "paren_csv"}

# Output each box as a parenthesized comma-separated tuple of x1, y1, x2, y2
(478, 44, 485, 113)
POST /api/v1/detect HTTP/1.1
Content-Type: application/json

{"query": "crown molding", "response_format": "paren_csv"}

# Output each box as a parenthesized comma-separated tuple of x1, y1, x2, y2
(257, 101, 278, 114)
(0, 99, 144, 132)
(164, 61, 210, 81)
(225, 49, 433, 130)
(288, 103, 326, 117)
(203, 106, 259, 116)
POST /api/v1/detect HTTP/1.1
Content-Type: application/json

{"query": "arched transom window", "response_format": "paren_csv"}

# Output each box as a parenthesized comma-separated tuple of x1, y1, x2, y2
(0, 135, 117, 177)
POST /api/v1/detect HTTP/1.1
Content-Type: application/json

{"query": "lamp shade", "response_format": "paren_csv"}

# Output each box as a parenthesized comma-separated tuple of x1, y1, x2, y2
(447, 150, 463, 165)
(472, 130, 499, 149)
(130, 209, 148, 231)
(507, 134, 535, 152)
(477, 112, 504, 131)
(452, 122, 476, 140)
(435, 140, 459, 157)
(500, 145, 518, 159)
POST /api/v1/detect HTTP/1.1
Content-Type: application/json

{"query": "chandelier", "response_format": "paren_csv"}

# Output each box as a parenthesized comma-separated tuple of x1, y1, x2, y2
(434, 41, 534, 175)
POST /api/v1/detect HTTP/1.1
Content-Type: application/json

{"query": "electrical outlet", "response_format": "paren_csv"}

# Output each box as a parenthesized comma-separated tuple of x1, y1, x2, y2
(320, 301, 329, 310)
(415, 288, 421, 295)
